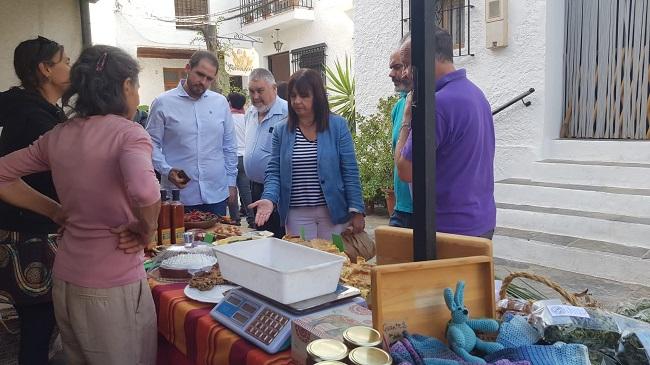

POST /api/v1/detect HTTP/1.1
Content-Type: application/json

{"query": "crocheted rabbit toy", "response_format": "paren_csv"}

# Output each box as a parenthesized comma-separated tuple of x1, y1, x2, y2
(444, 281, 504, 364)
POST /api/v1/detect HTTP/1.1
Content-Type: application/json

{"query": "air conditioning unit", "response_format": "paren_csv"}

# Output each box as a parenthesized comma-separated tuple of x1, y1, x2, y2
(485, 0, 508, 48)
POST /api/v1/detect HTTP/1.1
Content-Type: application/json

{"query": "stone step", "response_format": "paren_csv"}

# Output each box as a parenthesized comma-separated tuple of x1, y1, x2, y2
(530, 159, 650, 189)
(495, 178, 650, 218)
(496, 203, 650, 249)
(493, 227, 650, 286)
(547, 139, 650, 164)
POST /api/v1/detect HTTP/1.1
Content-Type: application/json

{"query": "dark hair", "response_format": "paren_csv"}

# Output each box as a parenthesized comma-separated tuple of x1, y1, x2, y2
(434, 26, 454, 63)
(62, 45, 140, 118)
(287, 69, 329, 133)
(227, 92, 246, 109)
(13, 36, 65, 91)
(276, 81, 288, 101)
(189, 50, 219, 70)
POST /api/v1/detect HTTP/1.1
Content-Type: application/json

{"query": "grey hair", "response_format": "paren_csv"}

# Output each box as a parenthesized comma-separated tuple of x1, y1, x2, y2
(249, 68, 276, 86)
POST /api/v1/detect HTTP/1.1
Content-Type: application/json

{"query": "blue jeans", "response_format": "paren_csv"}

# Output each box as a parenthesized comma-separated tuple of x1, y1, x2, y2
(388, 209, 413, 229)
(184, 200, 228, 216)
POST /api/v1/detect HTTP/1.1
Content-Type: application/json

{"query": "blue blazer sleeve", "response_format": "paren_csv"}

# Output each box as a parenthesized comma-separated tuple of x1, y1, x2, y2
(261, 123, 283, 204)
(335, 116, 365, 214)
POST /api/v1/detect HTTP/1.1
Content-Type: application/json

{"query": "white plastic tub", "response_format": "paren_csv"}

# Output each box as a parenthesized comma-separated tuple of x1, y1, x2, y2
(214, 238, 345, 304)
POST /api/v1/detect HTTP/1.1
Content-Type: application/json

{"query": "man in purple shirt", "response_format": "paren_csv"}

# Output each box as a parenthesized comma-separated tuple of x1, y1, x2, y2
(395, 28, 496, 239)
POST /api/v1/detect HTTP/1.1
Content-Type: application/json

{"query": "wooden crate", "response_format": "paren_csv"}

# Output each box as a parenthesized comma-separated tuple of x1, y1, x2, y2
(374, 226, 492, 264)
(371, 226, 495, 340)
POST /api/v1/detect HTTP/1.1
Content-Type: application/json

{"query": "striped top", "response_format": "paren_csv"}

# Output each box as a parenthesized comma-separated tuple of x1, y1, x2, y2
(290, 128, 326, 207)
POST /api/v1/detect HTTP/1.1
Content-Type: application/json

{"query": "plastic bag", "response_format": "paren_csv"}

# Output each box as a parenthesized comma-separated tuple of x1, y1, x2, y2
(530, 300, 621, 359)
(497, 298, 532, 319)
(616, 330, 650, 365)
(613, 314, 650, 365)
(616, 299, 650, 324)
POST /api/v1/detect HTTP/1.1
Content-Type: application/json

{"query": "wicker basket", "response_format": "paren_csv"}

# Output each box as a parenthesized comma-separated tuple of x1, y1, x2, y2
(497, 271, 600, 319)
(0, 304, 61, 364)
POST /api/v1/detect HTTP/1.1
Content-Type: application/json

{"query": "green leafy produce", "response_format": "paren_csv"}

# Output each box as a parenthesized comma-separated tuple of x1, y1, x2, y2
(617, 331, 650, 365)
(542, 308, 621, 356)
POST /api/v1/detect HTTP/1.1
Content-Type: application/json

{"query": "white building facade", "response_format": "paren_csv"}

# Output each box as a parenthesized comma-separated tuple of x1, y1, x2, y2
(355, 0, 650, 285)
(89, 0, 354, 106)
(216, 0, 354, 84)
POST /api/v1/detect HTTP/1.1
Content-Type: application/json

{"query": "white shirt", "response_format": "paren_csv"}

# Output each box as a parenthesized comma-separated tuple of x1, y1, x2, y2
(232, 112, 246, 157)
(146, 81, 238, 206)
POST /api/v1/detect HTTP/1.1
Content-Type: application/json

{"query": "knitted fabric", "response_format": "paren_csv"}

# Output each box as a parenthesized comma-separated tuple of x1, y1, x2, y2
(497, 315, 541, 349)
(485, 342, 590, 365)
(389, 333, 531, 365)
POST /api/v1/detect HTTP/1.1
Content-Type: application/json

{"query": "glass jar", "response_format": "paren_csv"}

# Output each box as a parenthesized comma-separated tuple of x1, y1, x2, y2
(306, 339, 349, 364)
(343, 326, 382, 349)
(348, 347, 392, 365)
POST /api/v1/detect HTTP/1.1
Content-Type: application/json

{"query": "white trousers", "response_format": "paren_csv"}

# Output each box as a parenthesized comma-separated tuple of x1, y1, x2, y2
(286, 206, 348, 240)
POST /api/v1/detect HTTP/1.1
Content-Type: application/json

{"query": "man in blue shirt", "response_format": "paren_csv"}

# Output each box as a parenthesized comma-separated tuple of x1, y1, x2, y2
(388, 48, 414, 228)
(243, 68, 288, 236)
(147, 51, 238, 215)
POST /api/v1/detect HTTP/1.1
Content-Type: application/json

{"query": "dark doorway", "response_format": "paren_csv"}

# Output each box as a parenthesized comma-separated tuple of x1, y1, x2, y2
(268, 51, 290, 82)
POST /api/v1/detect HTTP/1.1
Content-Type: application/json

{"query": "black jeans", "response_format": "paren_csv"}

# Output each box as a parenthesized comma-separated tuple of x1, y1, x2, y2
(250, 181, 285, 238)
(15, 302, 56, 365)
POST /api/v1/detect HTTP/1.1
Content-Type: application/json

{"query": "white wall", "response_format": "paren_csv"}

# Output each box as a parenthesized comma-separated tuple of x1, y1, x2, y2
(90, 0, 205, 54)
(353, 0, 403, 116)
(354, 0, 559, 181)
(90, 0, 207, 105)
(138, 58, 189, 106)
(0, 0, 83, 89)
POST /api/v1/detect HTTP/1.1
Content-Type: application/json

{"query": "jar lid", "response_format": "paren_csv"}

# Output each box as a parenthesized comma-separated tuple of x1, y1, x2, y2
(315, 361, 348, 365)
(306, 339, 348, 361)
(343, 326, 382, 347)
(348, 347, 392, 365)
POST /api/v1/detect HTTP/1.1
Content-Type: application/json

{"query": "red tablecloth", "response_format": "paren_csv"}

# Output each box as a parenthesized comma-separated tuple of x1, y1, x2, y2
(150, 280, 295, 365)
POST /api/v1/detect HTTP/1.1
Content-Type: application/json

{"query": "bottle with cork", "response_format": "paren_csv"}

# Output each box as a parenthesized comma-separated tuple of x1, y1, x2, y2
(158, 190, 172, 246)
(170, 189, 185, 245)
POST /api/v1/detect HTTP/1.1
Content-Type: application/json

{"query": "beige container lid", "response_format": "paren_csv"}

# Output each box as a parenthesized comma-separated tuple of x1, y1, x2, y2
(348, 347, 392, 365)
(315, 362, 348, 365)
(306, 339, 348, 361)
(343, 326, 382, 347)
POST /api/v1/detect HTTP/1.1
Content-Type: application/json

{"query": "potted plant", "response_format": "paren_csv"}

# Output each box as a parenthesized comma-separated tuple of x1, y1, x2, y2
(354, 95, 399, 216)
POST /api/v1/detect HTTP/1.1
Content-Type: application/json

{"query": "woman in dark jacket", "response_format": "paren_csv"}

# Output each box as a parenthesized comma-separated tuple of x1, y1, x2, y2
(0, 36, 70, 364)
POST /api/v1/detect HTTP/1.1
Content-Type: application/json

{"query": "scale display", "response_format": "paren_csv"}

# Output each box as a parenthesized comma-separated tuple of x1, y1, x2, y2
(210, 285, 360, 354)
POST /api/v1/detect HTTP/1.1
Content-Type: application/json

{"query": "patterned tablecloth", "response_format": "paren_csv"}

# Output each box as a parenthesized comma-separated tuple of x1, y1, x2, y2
(150, 279, 295, 365)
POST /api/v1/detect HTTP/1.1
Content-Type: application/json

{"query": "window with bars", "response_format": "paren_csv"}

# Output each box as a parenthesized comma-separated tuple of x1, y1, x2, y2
(291, 43, 327, 81)
(401, 0, 474, 57)
(174, 0, 208, 28)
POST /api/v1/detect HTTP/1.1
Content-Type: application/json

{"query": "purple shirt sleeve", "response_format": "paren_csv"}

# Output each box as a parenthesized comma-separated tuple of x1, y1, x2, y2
(401, 130, 413, 161)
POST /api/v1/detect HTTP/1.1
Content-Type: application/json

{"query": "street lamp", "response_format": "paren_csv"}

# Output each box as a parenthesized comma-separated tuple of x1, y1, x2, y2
(273, 28, 283, 53)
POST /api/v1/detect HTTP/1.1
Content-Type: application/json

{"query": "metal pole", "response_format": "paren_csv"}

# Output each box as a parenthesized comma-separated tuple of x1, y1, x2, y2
(79, 0, 92, 48)
(410, 0, 437, 261)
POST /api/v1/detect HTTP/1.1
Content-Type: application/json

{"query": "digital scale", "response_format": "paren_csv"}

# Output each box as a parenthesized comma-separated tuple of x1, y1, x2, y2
(210, 284, 361, 354)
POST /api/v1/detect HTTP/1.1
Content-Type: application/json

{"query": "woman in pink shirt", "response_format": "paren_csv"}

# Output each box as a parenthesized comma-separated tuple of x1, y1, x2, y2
(0, 45, 160, 364)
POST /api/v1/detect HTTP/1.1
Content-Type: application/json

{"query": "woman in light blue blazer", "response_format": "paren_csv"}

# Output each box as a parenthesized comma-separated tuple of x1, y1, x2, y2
(249, 68, 365, 240)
